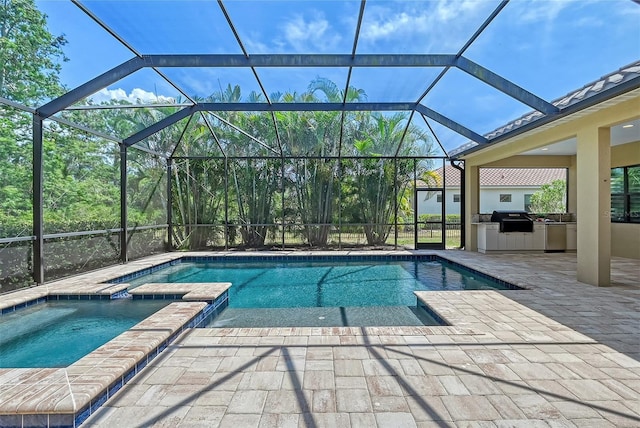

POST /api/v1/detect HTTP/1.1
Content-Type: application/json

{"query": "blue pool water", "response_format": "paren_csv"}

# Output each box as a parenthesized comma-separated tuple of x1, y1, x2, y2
(0, 299, 169, 368)
(125, 259, 512, 328)
(130, 260, 508, 307)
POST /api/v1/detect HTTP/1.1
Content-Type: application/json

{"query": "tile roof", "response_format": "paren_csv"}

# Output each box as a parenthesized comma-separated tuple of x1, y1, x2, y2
(449, 61, 640, 157)
(425, 166, 566, 187)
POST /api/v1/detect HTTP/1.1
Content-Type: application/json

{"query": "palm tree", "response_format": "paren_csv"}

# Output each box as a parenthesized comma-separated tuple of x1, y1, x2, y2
(209, 85, 280, 247)
(344, 113, 434, 245)
(279, 78, 366, 246)
(229, 155, 280, 248)
(171, 117, 226, 249)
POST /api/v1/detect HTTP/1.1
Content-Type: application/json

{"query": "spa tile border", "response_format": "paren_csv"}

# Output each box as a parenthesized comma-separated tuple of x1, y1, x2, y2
(0, 286, 230, 428)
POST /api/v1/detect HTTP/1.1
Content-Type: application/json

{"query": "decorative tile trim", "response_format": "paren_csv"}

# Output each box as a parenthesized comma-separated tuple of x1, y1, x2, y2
(106, 254, 438, 284)
(2, 289, 139, 318)
(187, 291, 229, 328)
(105, 253, 523, 291)
(132, 293, 186, 301)
(110, 289, 130, 300)
(107, 259, 183, 283)
(74, 302, 215, 427)
(0, 296, 47, 315)
(2, 254, 521, 322)
(0, 414, 22, 428)
(181, 254, 437, 263)
(48, 294, 113, 301)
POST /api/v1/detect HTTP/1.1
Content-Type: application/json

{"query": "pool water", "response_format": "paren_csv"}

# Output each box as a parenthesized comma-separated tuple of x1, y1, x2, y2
(0, 299, 169, 368)
(126, 260, 509, 328)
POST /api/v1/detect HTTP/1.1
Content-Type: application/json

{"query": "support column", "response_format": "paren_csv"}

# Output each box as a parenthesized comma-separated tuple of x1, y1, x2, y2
(281, 158, 285, 249)
(33, 115, 44, 284)
(224, 158, 229, 249)
(167, 158, 173, 251)
(567, 155, 577, 214)
(576, 127, 611, 286)
(120, 144, 128, 264)
(450, 160, 465, 249)
(464, 165, 480, 251)
(393, 158, 398, 249)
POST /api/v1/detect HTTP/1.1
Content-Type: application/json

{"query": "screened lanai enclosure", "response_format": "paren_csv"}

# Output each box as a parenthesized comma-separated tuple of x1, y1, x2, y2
(1, 0, 638, 291)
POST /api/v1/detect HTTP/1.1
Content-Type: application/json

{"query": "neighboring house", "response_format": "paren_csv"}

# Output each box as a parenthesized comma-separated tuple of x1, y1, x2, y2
(418, 166, 567, 215)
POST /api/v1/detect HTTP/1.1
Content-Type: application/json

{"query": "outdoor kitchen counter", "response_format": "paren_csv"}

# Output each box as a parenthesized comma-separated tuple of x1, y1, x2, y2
(474, 222, 576, 253)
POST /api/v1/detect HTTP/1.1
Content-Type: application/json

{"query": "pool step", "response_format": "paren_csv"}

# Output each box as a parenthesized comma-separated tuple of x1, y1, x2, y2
(208, 305, 440, 328)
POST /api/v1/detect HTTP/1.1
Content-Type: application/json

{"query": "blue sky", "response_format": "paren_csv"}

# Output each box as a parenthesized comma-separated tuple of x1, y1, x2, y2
(36, 0, 640, 149)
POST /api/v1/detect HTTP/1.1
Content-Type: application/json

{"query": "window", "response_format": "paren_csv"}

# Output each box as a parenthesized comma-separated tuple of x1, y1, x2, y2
(436, 194, 442, 203)
(499, 194, 512, 203)
(453, 194, 460, 203)
(611, 165, 640, 223)
(524, 194, 533, 212)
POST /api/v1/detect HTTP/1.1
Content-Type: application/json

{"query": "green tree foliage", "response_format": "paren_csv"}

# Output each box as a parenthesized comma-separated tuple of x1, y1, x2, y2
(42, 122, 121, 232)
(0, 1, 175, 289)
(0, 0, 67, 104)
(0, 107, 32, 232)
(529, 179, 567, 213)
(0, 0, 69, 239)
(1, 0, 442, 266)
(172, 157, 225, 249)
(230, 158, 280, 247)
(342, 113, 432, 245)
(167, 79, 436, 248)
(629, 167, 640, 188)
(208, 86, 281, 247)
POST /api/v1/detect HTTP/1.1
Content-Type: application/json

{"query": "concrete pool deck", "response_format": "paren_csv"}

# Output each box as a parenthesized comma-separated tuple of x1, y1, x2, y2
(1, 250, 639, 427)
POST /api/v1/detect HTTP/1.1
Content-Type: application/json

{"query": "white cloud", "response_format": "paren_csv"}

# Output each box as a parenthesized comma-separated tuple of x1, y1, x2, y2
(282, 13, 342, 52)
(244, 33, 270, 54)
(359, 0, 490, 51)
(243, 11, 342, 53)
(516, 0, 571, 23)
(361, 12, 421, 41)
(89, 88, 175, 104)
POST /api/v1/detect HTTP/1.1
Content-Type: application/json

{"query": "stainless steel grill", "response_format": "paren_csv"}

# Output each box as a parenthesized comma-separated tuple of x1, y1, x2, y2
(490, 210, 534, 233)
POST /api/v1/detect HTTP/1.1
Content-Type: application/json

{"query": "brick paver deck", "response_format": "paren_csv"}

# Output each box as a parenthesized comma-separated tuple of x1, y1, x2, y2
(1, 250, 638, 427)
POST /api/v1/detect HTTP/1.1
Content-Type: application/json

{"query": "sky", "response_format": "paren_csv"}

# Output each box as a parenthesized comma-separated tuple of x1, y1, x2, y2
(35, 0, 640, 151)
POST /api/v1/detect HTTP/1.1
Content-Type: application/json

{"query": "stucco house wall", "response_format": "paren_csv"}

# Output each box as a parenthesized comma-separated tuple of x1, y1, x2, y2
(479, 186, 540, 213)
(417, 167, 566, 216)
(419, 186, 542, 215)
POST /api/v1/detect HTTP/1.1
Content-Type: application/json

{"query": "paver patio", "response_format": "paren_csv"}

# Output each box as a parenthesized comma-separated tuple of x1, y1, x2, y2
(2, 250, 639, 427)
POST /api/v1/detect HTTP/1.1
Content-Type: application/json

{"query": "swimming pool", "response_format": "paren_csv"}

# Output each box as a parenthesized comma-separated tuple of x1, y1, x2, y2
(0, 299, 169, 368)
(123, 256, 518, 327)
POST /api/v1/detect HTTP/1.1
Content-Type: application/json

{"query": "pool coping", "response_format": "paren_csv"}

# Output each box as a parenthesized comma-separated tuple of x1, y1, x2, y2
(0, 250, 526, 427)
(104, 253, 524, 329)
(0, 283, 230, 428)
(106, 252, 526, 291)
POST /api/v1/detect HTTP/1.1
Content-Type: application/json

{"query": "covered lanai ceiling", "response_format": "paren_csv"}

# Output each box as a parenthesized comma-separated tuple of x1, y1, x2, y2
(26, 0, 640, 158)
